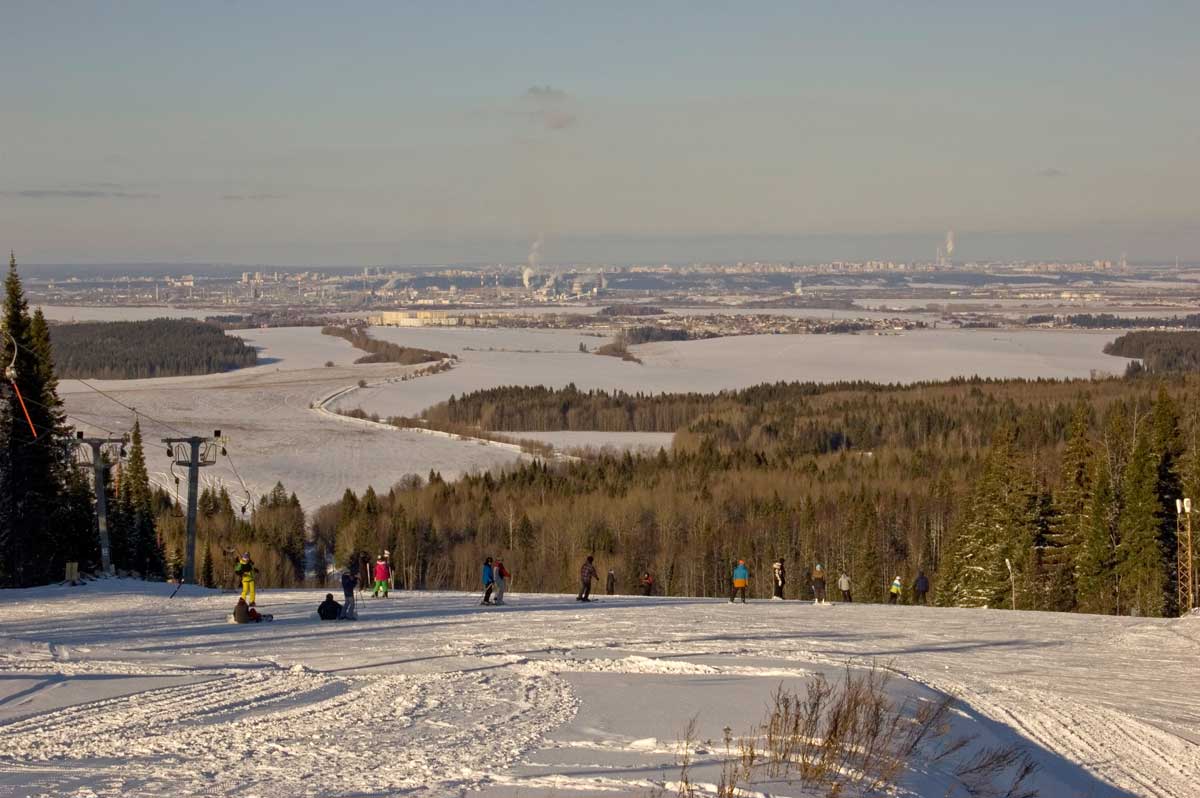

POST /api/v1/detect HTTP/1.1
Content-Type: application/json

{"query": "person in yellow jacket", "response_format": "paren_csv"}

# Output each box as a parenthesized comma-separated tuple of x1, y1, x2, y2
(235, 553, 256, 606)
(888, 575, 902, 605)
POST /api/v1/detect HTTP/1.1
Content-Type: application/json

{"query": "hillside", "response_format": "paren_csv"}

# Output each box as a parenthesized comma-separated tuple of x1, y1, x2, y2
(0, 581, 1194, 797)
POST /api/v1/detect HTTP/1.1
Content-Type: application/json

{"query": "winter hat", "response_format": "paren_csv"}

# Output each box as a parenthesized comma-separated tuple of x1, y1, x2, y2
(240, 553, 250, 562)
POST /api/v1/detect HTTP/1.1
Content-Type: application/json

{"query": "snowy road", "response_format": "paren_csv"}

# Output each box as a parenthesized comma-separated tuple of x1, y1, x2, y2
(1, 582, 1197, 797)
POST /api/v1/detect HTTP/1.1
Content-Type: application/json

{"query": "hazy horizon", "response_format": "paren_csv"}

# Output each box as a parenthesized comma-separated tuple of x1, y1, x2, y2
(3, 2, 1198, 266)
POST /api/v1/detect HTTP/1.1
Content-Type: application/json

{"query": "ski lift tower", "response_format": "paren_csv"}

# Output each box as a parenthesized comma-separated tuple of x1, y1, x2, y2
(75, 431, 130, 575)
(1177, 498, 1195, 614)
(163, 431, 223, 584)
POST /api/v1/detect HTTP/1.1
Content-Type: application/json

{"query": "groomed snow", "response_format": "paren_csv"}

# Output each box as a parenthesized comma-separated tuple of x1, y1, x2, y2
(1, 581, 1196, 797)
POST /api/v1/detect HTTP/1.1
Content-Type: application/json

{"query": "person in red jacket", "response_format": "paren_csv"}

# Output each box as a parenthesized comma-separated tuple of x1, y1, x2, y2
(372, 555, 391, 598)
(493, 559, 511, 605)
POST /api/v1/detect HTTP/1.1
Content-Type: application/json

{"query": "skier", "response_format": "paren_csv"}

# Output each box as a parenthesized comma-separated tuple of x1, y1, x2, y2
(772, 559, 786, 599)
(373, 555, 391, 598)
(729, 559, 749, 603)
(888, 575, 903, 605)
(577, 555, 598, 601)
(811, 563, 827, 604)
(640, 572, 654, 596)
(317, 593, 342, 621)
(340, 567, 359, 619)
(838, 572, 852, 603)
(481, 557, 495, 605)
(493, 559, 510, 605)
(234, 552, 256, 606)
(913, 571, 930, 605)
(606, 569, 616, 596)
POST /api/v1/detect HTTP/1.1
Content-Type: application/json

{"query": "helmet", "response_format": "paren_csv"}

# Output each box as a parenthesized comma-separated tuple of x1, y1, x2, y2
(240, 553, 250, 562)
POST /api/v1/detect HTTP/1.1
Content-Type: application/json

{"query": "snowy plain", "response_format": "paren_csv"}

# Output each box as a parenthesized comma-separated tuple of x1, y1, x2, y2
(1, 580, 1197, 797)
(56, 325, 1124, 513)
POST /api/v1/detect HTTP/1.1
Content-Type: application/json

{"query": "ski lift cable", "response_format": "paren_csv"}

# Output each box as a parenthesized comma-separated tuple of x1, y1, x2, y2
(7, 336, 189, 437)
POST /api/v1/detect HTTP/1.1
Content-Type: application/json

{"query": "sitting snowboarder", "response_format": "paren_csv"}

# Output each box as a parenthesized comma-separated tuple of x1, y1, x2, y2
(232, 597, 272, 623)
(317, 593, 342, 620)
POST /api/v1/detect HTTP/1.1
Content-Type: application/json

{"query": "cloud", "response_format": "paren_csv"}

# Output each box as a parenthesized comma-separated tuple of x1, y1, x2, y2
(524, 85, 569, 103)
(1037, 167, 1066, 178)
(521, 85, 577, 130)
(4, 188, 160, 199)
(222, 193, 286, 201)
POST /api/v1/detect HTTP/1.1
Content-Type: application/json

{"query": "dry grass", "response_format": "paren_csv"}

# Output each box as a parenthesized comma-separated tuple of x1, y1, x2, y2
(651, 663, 1039, 798)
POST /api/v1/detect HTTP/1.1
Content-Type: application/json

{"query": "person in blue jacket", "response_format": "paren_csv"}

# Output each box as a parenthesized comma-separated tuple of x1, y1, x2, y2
(481, 557, 495, 605)
(730, 559, 750, 603)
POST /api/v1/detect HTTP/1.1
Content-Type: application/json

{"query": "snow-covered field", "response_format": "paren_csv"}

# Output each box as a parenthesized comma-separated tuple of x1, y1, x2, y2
(39, 305, 228, 322)
(59, 327, 528, 513)
(1, 581, 1196, 797)
(508, 430, 676, 453)
(55, 324, 1124, 512)
(340, 327, 1123, 419)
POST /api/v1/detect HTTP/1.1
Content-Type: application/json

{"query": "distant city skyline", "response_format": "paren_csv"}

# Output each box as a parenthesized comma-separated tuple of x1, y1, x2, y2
(2, 1, 1198, 266)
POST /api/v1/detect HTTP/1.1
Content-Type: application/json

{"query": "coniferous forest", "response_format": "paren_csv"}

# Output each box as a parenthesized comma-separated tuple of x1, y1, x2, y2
(49, 318, 258, 379)
(322, 376, 1200, 617)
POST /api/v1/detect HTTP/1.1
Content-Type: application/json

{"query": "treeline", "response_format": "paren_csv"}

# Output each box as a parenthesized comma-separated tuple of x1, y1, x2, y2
(154, 482, 308, 589)
(1029, 313, 1200, 329)
(320, 376, 1198, 616)
(598, 304, 665, 316)
(623, 326, 691, 345)
(49, 319, 258, 379)
(1104, 331, 1200, 374)
(321, 325, 450, 365)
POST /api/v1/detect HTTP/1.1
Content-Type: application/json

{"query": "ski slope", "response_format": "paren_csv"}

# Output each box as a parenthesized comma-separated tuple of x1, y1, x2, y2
(2, 581, 1197, 797)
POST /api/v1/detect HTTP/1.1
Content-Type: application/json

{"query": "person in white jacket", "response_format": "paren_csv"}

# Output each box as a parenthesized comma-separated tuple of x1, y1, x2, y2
(837, 572, 852, 603)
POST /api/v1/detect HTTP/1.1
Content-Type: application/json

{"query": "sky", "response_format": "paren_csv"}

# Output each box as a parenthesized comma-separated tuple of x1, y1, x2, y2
(2, 1, 1198, 267)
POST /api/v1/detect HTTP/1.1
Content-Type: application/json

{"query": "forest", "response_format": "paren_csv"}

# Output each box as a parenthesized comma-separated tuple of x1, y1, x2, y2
(317, 374, 1199, 618)
(1104, 331, 1200, 374)
(49, 319, 258, 379)
(321, 325, 451, 365)
(1029, 313, 1200, 329)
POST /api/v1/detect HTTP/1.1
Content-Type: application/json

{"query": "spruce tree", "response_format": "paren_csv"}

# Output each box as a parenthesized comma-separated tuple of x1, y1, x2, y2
(937, 426, 1040, 608)
(1150, 387, 1182, 613)
(1045, 401, 1093, 610)
(1076, 453, 1119, 613)
(1, 254, 70, 585)
(1117, 423, 1167, 616)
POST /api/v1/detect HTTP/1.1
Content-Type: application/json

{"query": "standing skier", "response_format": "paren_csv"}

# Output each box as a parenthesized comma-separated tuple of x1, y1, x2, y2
(838, 572, 852, 603)
(373, 555, 391, 598)
(772, 559, 786, 599)
(577, 556, 598, 602)
(913, 571, 929, 605)
(888, 575, 903, 605)
(481, 557, 495, 605)
(729, 560, 749, 603)
(493, 559, 510, 605)
(811, 563, 827, 605)
(340, 567, 359, 619)
(606, 569, 616, 596)
(234, 553, 256, 606)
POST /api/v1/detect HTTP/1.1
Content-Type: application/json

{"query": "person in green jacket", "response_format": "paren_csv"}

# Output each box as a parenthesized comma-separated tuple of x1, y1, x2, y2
(235, 553, 256, 606)
(888, 575, 902, 605)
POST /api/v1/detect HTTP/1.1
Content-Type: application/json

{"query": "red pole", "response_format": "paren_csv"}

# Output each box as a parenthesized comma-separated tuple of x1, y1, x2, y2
(10, 380, 37, 438)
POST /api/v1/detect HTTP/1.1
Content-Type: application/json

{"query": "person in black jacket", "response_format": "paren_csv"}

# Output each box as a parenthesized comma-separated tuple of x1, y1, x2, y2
(340, 568, 359, 619)
(913, 571, 930, 605)
(318, 593, 342, 621)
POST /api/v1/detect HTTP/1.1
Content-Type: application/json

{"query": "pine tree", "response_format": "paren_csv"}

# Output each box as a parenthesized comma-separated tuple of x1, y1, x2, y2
(937, 426, 1040, 608)
(1117, 422, 1168, 616)
(200, 543, 215, 588)
(1076, 453, 1119, 613)
(1045, 402, 1093, 610)
(1150, 387, 1183, 614)
(1, 254, 71, 586)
